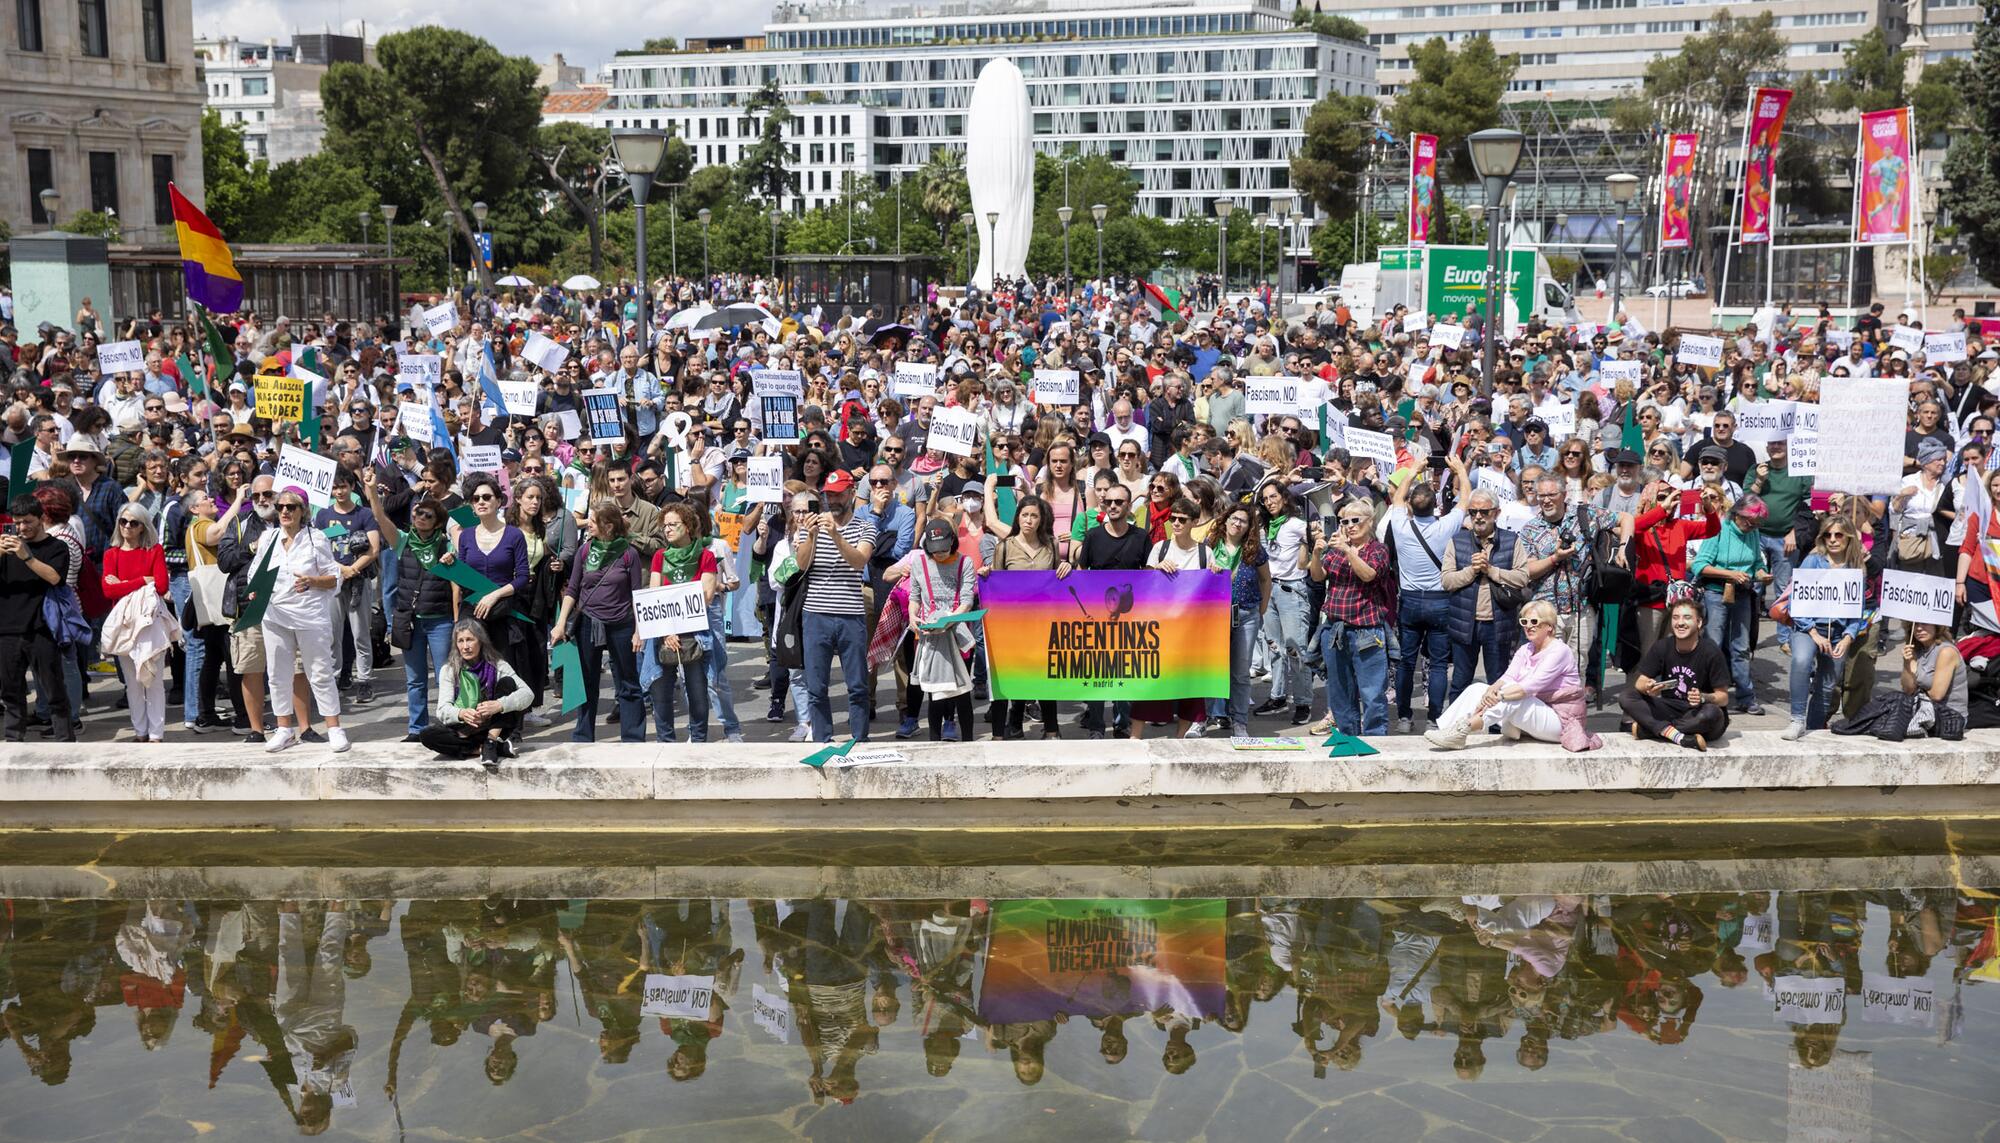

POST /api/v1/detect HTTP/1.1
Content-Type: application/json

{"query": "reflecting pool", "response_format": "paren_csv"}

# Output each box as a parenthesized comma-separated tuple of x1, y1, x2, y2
(3, 823, 1999, 1141)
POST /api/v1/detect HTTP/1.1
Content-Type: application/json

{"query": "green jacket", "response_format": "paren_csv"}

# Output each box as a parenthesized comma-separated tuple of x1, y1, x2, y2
(1750, 463, 1813, 536)
(1689, 519, 1765, 591)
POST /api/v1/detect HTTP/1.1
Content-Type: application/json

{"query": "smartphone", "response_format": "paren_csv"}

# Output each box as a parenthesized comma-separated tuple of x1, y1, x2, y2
(1297, 465, 1326, 480)
(1678, 490, 1701, 516)
(1428, 454, 1449, 470)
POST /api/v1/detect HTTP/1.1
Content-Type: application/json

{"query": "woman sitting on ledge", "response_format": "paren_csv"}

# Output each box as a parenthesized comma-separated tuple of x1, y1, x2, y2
(1833, 620, 1967, 741)
(1424, 600, 1603, 753)
(423, 619, 532, 770)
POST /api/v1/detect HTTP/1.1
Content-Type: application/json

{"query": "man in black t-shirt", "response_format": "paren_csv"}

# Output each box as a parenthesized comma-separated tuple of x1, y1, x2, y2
(0, 496, 74, 742)
(1619, 598, 1730, 750)
(1060, 482, 1148, 737)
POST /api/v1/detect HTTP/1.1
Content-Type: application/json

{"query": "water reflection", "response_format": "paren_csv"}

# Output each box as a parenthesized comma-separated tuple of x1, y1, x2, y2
(4, 877, 1999, 1139)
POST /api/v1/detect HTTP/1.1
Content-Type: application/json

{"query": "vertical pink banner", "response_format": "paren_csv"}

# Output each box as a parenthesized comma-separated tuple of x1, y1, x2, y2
(1408, 134, 1438, 247)
(1659, 133, 1698, 251)
(1858, 108, 1914, 244)
(1738, 87, 1793, 245)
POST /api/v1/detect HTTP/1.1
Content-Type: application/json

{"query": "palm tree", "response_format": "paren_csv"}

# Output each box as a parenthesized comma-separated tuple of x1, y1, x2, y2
(915, 148, 970, 238)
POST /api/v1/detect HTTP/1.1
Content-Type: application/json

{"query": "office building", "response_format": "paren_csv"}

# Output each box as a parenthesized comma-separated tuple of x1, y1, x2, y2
(193, 34, 370, 164)
(599, 0, 1377, 219)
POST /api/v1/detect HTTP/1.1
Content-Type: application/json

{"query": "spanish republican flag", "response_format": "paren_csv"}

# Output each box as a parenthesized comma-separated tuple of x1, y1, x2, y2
(168, 183, 243, 314)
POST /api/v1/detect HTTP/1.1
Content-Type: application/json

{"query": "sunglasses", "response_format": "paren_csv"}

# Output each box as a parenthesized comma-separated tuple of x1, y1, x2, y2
(277, 502, 305, 512)
(471, 492, 498, 502)
(1339, 516, 1371, 526)
(1519, 617, 1546, 629)
(252, 492, 275, 501)
(118, 519, 142, 528)
(1466, 508, 1494, 517)
(1170, 514, 1191, 524)
(1101, 498, 1130, 508)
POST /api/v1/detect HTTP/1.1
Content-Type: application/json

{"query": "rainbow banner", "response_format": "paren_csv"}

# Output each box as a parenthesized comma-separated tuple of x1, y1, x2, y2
(1858, 107, 1914, 245)
(169, 184, 243, 314)
(978, 899, 1227, 1023)
(1660, 133, 1698, 251)
(1738, 87, 1792, 245)
(1408, 134, 1439, 247)
(978, 570, 1227, 701)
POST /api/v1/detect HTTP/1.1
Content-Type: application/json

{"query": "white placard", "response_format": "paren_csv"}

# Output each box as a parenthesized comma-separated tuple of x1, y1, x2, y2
(892, 362, 939, 399)
(275, 445, 338, 509)
(522, 330, 570, 374)
(1772, 975, 1846, 1025)
(498, 379, 540, 417)
(1816, 376, 1908, 495)
(556, 409, 583, 442)
(1731, 400, 1795, 445)
(393, 401, 432, 445)
(1401, 312, 1426, 333)
(751, 983, 794, 1044)
(1430, 323, 1466, 350)
(745, 455, 785, 503)
(1601, 360, 1642, 386)
(1245, 378, 1299, 417)
(1676, 334, 1724, 368)
(1860, 973, 1935, 1027)
(1532, 402, 1576, 440)
(421, 302, 458, 339)
(1738, 907, 1776, 952)
(461, 444, 503, 474)
(1824, 329, 1855, 350)
(751, 368, 805, 398)
(1032, 368, 1080, 405)
(1788, 567, 1865, 619)
(1787, 431, 1819, 476)
(96, 339, 144, 375)
(1879, 569, 1956, 625)
(1317, 404, 1349, 450)
(1344, 426, 1398, 470)
(633, 581, 710, 638)
(1890, 324, 1925, 353)
(1793, 403, 1820, 436)
(639, 973, 716, 1019)
(398, 354, 442, 390)
(928, 406, 981, 457)
(1925, 331, 1968, 364)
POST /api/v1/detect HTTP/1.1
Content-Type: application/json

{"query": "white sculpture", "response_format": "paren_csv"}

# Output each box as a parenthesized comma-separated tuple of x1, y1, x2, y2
(966, 58, 1033, 289)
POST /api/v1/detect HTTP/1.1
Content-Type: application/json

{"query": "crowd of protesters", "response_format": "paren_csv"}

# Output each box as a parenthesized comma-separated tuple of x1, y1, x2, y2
(1, 273, 1995, 763)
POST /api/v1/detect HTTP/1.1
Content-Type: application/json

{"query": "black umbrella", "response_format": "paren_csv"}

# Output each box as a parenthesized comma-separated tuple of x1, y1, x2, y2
(868, 323, 917, 350)
(692, 304, 776, 331)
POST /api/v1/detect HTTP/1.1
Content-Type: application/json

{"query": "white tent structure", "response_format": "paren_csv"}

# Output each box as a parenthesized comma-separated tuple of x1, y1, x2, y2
(966, 59, 1033, 290)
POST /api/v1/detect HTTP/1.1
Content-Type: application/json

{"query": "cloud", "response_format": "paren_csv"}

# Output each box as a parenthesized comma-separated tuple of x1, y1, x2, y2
(193, 0, 775, 73)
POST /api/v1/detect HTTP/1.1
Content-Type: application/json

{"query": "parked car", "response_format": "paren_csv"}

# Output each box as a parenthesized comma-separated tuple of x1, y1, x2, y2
(1643, 280, 1701, 298)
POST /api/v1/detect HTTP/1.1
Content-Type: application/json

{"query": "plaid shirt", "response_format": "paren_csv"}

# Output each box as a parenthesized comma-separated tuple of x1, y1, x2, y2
(1516, 503, 1615, 613)
(1321, 539, 1394, 627)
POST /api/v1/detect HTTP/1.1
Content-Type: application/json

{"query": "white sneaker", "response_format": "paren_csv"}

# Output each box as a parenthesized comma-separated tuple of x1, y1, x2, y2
(1423, 725, 1469, 751)
(726, 733, 746, 744)
(265, 727, 299, 753)
(1780, 720, 1806, 741)
(524, 711, 552, 729)
(1394, 717, 1413, 735)
(788, 724, 812, 742)
(328, 727, 351, 753)
(1186, 719, 1208, 737)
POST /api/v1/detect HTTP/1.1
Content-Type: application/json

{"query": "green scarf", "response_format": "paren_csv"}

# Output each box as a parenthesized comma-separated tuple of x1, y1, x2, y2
(403, 528, 446, 568)
(656, 540, 702, 584)
(1213, 542, 1243, 572)
(454, 667, 483, 712)
(585, 536, 630, 571)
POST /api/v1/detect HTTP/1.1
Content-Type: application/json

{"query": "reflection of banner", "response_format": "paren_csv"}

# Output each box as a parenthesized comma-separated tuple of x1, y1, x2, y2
(979, 570, 1227, 701)
(1408, 134, 1438, 246)
(978, 899, 1226, 1023)
(1660, 133, 1699, 250)
(1857, 108, 1914, 245)
(1739, 87, 1793, 245)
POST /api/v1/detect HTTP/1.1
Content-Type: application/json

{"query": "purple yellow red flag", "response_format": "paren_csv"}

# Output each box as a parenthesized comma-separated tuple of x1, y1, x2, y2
(168, 183, 244, 314)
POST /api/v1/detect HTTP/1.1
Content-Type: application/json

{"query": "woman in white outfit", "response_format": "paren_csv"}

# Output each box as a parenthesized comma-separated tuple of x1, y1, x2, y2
(1425, 600, 1603, 752)
(260, 488, 349, 753)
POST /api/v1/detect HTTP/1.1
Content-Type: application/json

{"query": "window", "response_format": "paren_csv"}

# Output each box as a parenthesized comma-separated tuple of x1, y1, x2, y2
(17, 0, 42, 51)
(242, 76, 268, 96)
(141, 0, 165, 61)
(151, 155, 174, 225)
(78, 0, 106, 56)
(27, 149, 54, 223)
(88, 151, 118, 216)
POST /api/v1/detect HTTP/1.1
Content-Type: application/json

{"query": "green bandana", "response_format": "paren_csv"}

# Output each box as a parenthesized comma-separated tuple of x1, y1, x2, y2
(585, 536, 630, 571)
(655, 540, 702, 584)
(454, 668, 483, 712)
(403, 529, 446, 567)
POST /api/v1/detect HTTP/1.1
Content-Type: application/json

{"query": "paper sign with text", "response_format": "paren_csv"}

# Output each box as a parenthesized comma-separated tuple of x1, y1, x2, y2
(1814, 377, 1906, 495)
(398, 354, 442, 390)
(421, 302, 458, 339)
(522, 331, 570, 373)
(1786, 431, 1819, 476)
(1925, 331, 1968, 364)
(1430, 323, 1466, 350)
(892, 362, 939, 399)
(1772, 975, 1846, 1025)
(96, 340, 144, 375)
(745, 455, 785, 503)
(254, 375, 308, 422)
(1344, 426, 1398, 470)
(498, 380, 540, 417)
(639, 973, 716, 1020)
(1731, 400, 1795, 445)
(1401, 312, 1426, 333)
(1245, 379, 1299, 416)
(1032, 368, 1080, 405)
(275, 445, 338, 509)
(1890, 325, 1925, 353)
(751, 983, 794, 1044)
(1859, 973, 1934, 1027)
(1787, 566, 1865, 619)
(751, 369, 805, 399)
(1601, 360, 1642, 386)
(397, 401, 433, 444)
(1532, 402, 1575, 440)
(1878, 569, 1955, 625)
(633, 581, 710, 638)
(928, 407, 981, 457)
(1676, 335, 1724, 368)
(461, 445, 503, 474)
(582, 387, 622, 442)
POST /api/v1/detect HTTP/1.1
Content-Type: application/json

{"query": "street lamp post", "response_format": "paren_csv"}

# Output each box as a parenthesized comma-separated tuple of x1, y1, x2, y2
(985, 211, 999, 286)
(381, 203, 398, 314)
(37, 187, 60, 230)
(1058, 205, 1073, 298)
(1286, 206, 1303, 317)
(611, 128, 669, 355)
(1213, 199, 1234, 303)
(358, 212, 371, 246)
(471, 201, 489, 295)
(1466, 128, 1525, 386)
(698, 209, 712, 284)
(1091, 203, 1107, 285)
(1254, 211, 1268, 293)
(1606, 172, 1639, 327)
(960, 212, 975, 286)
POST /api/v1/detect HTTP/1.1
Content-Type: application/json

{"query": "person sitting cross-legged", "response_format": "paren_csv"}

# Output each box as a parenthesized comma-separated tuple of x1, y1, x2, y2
(1618, 597, 1731, 752)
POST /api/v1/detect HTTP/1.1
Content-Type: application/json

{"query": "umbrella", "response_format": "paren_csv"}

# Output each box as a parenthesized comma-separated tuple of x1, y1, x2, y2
(562, 274, 602, 290)
(868, 323, 917, 350)
(665, 305, 714, 331)
(692, 304, 776, 331)
(495, 274, 535, 286)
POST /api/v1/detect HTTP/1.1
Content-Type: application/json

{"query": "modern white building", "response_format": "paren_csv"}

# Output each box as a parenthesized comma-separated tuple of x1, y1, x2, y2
(599, 0, 1378, 219)
(192, 33, 369, 163)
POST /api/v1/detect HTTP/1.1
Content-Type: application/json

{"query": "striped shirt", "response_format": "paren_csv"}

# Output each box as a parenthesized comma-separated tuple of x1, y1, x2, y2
(793, 517, 872, 616)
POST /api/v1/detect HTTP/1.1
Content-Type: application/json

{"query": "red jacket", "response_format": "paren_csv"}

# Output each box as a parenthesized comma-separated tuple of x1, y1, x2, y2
(1631, 506, 1719, 601)
(101, 543, 168, 602)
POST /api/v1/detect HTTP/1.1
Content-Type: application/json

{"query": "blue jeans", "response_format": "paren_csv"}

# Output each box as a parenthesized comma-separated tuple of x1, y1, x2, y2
(1701, 589, 1757, 706)
(169, 572, 203, 715)
(1228, 606, 1263, 728)
(1321, 621, 1390, 736)
(573, 614, 644, 743)
(402, 615, 453, 735)
(1788, 632, 1845, 728)
(643, 637, 711, 742)
(705, 611, 742, 737)
(802, 610, 870, 743)
(1264, 581, 1312, 704)
(1448, 618, 1512, 705)
(1394, 590, 1451, 721)
(1760, 533, 1794, 646)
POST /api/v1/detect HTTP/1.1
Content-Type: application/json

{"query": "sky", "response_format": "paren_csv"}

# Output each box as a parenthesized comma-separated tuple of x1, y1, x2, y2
(191, 0, 767, 74)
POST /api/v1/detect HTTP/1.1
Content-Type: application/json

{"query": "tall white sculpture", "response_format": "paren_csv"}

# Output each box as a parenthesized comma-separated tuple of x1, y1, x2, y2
(966, 59, 1032, 289)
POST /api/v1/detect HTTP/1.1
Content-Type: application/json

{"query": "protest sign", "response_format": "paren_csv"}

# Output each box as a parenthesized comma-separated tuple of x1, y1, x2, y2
(1786, 431, 1818, 476)
(1815, 376, 1908, 494)
(522, 330, 570, 373)
(1787, 567, 1865, 619)
(398, 354, 442, 390)
(461, 445, 503, 475)
(1889, 325, 1924, 353)
(761, 395, 799, 442)
(751, 368, 805, 398)
(633, 581, 709, 638)
(892, 362, 939, 399)
(1824, 328, 1854, 350)
(254, 375, 308, 422)
(979, 571, 1227, 701)
(1244, 378, 1299, 416)
(421, 302, 458, 339)
(1859, 973, 1934, 1027)
(745, 455, 785, 503)
(1879, 570, 1955, 625)
(275, 445, 338, 509)
(581, 387, 622, 442)
(1532, 402, 1575, 439)
(1676, 335, 1724, 368)
(1401, 312, 1426, 333)
(1730, 400, 1794, 444)
(498, 380, 539, 417)
(639, 973, 716, 1020)
(397, 401, 432, 445)
(1344, 427, 1399, 471)
(1793, 403, 1820, 436)
(1771, 975, 1846, 1025)
(751, 983, 794, 1044)
(96, 340, 144, 374)
(979, 899, 1225, 1022)
(555, 410, 582, 441)
(1317, 404, 1349, 450)
(1600, 360, 1642, 386)
(928, 406, 981, 457)
(1430, 323, 1466, 350)
(1032, 368, 1080, 405)
(1925, 331, 1969, 364)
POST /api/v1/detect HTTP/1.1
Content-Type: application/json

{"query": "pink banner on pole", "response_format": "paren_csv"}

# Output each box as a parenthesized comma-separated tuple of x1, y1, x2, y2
(1738, 87, 1793, 245)
(1660, 133, 1698, 251)
(1858, 108, 1914, 245)
(1408, 134, 1438, 247)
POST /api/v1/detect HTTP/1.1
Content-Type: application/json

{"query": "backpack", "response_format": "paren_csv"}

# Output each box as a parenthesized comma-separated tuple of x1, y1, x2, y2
(772, 572, 809, 672)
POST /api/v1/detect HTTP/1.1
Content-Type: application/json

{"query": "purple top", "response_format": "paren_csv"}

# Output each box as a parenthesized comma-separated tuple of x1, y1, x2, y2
(457, 524, 529, 597)
(1499, 638, 1581, 699)
(565, 546, 643, 623)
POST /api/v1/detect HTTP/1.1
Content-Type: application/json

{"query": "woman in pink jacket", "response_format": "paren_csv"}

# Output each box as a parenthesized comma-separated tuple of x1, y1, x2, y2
(1424, 599, 1604, 752)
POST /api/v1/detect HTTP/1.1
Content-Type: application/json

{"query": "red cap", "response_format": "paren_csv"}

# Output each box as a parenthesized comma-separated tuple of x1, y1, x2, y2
(824, 469, 857, 495)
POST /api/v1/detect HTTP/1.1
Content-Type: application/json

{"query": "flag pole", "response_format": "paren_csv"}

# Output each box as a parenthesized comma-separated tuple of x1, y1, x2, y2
(1716, 86, 1753, 328)
(1908, 104, 1926, 324)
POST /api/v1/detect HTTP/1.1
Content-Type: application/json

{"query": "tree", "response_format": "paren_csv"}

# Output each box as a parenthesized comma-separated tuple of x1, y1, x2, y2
(1827, 29, 1906, 113)
(200, 110, 271, 240)
(58, 211, 123, 241)
(1385, 35, 1514, 182)
(914, 148, 970, 238)
(320, 27, 541, 288)
(262, 152, 381, 243)
(737, 81, 798, 206)
(1943, 3, 2000, 285)
(614, 37, 679, 55)
(535, 123, 614, 275)
(1291, 92, 1378, 219)
(1290, 4, 1367, 42)
(1913, 58, 1969, 133)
